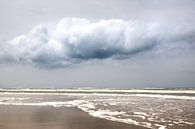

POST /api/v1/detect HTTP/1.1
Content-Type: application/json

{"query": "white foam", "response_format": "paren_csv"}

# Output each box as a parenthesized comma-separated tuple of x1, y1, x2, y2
(90, 110, 125, 117)
(1, 91, 195, 100)
(134, 112, 148, 116)
(108, 102, 117, 105)
(71, 103, 153, 128)
(141, 122, 152, 128)
(183, 121, 194, 125)
(0, 98, 153, 128)
(155, 124, 166, 129)
(1, 88, 195, 94)
(0, 101, 65, 107)
(173, 120, 194, 125)
(89, 111, 139, 126)
(133, 115, 146, 120)
(135, 94, 195, 100)
(0, 99, 86, 107)
(1, 91, 195, 129)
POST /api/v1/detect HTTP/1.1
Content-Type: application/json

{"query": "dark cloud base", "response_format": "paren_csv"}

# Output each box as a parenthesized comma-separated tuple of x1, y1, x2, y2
(0, 18, 194, 68)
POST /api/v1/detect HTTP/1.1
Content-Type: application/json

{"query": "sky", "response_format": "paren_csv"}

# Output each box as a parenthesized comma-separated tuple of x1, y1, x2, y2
(0, 0, 195, 88)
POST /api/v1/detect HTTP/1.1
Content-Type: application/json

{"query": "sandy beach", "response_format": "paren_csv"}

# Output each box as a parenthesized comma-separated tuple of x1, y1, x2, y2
(0, 105, 147, 129)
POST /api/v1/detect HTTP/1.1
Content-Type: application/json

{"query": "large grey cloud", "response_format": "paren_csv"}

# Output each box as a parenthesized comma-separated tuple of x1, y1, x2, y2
(0, 18, 194, 68)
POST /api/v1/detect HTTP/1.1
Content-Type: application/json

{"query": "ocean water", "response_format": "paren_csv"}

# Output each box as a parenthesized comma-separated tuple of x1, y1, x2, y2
(0, 88, 195, 129)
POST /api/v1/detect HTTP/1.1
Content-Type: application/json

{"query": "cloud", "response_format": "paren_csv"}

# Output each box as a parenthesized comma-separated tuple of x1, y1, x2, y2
(0, 18, 194, 68)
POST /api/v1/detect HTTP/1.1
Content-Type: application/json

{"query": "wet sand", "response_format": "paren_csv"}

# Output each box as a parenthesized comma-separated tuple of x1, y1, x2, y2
(0, 105, 147, 129)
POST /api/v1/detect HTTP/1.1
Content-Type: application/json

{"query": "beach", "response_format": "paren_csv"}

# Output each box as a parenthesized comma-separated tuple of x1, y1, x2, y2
(0, 90, 195, 129)
(0, 105, 147, 129)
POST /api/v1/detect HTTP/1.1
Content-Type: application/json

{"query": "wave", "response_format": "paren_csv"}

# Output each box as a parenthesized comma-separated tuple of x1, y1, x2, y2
(0, 91, 195, 129)
(1, 91, 195, 100)
(0, 99, 153, 128)
(1, 88, 195, 93)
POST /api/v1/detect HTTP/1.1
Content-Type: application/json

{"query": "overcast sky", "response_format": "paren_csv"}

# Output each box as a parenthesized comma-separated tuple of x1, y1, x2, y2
(0, 0, 195, 88)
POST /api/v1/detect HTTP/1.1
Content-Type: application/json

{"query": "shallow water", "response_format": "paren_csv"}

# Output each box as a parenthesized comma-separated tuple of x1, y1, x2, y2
(0, 89, 195, 129)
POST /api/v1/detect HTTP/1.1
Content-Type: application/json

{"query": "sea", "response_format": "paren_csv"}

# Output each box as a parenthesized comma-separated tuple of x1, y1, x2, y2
(0, 88, 195, 129)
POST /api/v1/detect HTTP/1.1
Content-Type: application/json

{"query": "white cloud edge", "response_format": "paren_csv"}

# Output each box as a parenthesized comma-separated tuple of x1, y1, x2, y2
(0, 17, 194, 68)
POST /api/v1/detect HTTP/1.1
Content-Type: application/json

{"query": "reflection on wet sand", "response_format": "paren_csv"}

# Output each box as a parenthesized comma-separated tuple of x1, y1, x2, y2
(0, 105, 147, 129)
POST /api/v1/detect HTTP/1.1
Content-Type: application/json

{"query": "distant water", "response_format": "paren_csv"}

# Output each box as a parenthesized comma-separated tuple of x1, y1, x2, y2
(0, 88, 195, 129)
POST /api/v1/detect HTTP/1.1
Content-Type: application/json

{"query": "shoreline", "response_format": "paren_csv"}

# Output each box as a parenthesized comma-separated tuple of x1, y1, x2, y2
(0, 105, 148, 129)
